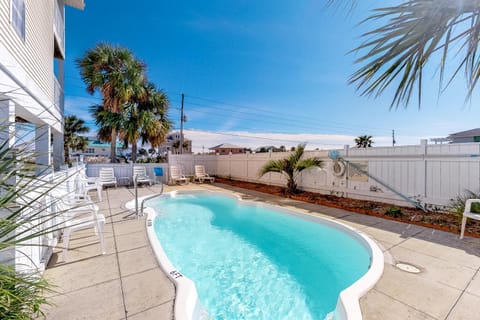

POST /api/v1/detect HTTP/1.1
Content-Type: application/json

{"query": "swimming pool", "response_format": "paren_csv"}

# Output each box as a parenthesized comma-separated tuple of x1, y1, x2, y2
(141, 190, 383, 320)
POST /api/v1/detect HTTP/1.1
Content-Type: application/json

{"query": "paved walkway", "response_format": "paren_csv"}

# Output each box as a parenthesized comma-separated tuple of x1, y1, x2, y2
(45, 183, 480, 319)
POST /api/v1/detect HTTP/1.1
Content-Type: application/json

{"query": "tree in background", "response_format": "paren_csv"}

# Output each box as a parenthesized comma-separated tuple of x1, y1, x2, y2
(355, 135, 373, 148)
(77, 43, 145, 162)
(259, 144, 323, 194)
(119, 82, 170, 162)
(63, 115, 89, 166)
(328, 1, 480, 108)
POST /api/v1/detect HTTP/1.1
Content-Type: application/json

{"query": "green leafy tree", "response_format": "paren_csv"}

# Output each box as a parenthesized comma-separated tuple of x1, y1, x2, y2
(77, 43, 145, 162)
(63, 115, 89, 166)
(328, 1, 480, 108)
(259, 144, 323, 194)
(355, 135, 373, 148)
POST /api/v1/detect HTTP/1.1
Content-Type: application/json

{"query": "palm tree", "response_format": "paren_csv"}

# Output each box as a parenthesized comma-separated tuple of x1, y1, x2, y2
(77, 43, 145, 162)
(89, 104, 123, 154)
(355, 135, 373, 148)
(259, 144, 323, 194)
(118, 82, 171, 163)
(63, 115, 89, 166)
(329, 1, 480, 108)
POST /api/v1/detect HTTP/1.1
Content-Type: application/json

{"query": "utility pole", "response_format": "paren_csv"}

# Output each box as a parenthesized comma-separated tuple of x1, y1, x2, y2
(180, 93, 184, 154)
(392, 129, 396, 147)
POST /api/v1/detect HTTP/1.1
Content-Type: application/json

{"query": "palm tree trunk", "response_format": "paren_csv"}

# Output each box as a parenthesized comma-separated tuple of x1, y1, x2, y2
(132, 143, 137, 163)
(110, 128, 117, 163)
(64, 143, 70, 166)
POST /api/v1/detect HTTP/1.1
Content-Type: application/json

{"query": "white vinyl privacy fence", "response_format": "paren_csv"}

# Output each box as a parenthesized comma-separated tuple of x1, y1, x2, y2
(86, 163, 169, 185)
(169, 141, 480, 209)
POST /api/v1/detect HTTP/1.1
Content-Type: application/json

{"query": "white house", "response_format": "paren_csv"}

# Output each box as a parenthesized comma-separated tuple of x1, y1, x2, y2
(0, 0, 84, 272)
(447, 128, 480, 144)
(157, 131, 192, 155)
(0, 0, 84, 171)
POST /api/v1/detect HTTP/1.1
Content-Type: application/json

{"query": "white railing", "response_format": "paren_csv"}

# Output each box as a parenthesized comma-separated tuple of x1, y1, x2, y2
(53, 0, 65, 57)
(0, 165, 83, 273)
(54, 75, 64, 114)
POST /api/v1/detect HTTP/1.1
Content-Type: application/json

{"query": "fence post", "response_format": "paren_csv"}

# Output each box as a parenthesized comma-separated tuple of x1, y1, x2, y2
(420, 139, 428, 199)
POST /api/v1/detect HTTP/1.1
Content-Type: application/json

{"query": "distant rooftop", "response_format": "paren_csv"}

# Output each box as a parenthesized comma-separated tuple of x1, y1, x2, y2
(448, 128, 480, 139)
(88, 140, 124, 148)
(210, 143, 245, 149)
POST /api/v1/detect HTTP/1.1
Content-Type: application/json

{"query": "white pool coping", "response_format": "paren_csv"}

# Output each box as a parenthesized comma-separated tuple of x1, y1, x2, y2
(126, 189, 384, 320)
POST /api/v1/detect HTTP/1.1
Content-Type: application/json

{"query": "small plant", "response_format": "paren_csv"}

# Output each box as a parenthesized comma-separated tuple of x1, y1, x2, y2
(385, 206, 402, 218)
(259, 144, 323, 194)
(449, 190, 480, 222)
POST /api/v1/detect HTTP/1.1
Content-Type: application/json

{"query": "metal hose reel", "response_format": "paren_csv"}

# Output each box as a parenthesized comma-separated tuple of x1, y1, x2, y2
(327, 150, 426, 211)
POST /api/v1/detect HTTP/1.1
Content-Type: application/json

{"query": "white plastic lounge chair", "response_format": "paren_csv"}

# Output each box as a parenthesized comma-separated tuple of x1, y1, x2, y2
(98, 167, 117, 189)
(133, 166, 152, 186)
(169, 165, 188, 185)
(75, 171, 102, 201)
(460, 199, 480, 239)
(49, 190, 106, 261)
(194, 165, 215, 183)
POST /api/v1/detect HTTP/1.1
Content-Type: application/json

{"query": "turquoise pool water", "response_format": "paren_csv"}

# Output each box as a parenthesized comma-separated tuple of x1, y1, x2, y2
(149, 193, 371, 320)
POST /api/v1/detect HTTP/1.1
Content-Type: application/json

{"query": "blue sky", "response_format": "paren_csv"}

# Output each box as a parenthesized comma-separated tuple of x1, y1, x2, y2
(64, 1, 480, 151)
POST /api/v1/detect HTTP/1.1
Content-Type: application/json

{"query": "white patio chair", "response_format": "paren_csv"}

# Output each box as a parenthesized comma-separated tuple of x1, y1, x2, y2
(49, 191, 106, 261)
(460, 199, 480, 239)
(75, 171, 102, 201)
(194, 165, 215, 183)
(98, 167, 117, 189)
(132, 166, 152, 186)
(169, 165, 188, 185)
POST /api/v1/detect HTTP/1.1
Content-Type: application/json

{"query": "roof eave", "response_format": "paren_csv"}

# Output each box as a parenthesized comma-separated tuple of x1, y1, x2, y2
(65, 0, 85, 10)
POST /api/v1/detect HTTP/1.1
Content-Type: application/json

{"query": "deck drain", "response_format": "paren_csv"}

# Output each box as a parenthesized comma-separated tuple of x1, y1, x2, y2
(395, 263, 421, 274)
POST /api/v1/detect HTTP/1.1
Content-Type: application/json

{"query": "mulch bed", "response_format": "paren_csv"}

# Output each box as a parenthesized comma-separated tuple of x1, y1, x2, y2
(215, 177, 480, 238)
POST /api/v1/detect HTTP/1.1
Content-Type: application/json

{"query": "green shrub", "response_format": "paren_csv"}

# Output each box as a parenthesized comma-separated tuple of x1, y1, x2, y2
(449, 190, 480, 221)
(385, 206, 402, 218)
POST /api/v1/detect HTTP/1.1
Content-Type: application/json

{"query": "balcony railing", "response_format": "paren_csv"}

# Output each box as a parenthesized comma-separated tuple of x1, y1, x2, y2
(53, 0, 65, 58)
(54, 75, 64, 115)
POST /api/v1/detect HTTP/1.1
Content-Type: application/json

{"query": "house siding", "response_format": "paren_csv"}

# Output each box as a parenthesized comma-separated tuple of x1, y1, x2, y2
(0, 0, 55, 102)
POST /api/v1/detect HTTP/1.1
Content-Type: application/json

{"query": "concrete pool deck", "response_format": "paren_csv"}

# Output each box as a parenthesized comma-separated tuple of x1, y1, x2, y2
(45, 183, 480, 320)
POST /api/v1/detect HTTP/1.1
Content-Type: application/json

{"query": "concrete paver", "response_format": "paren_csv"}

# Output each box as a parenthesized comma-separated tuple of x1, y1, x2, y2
(446, 292, 480, 320)
(45, 182, 480, 320)
(373, 264, 461, 319)
(360, 289, 436, 320)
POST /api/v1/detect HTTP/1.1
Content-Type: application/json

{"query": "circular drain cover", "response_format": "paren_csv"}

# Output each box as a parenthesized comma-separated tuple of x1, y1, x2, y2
(395, 263, 421, 273)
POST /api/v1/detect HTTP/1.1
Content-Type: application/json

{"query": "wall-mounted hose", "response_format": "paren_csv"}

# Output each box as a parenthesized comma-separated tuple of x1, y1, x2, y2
(327, 150, 426, 211)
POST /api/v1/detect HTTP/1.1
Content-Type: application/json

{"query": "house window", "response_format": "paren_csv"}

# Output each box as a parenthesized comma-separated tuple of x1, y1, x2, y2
(11, 0, 26, 40)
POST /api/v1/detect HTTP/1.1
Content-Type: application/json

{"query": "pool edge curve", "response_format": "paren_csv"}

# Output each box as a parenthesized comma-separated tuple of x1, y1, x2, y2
(126, 189, 384, 320)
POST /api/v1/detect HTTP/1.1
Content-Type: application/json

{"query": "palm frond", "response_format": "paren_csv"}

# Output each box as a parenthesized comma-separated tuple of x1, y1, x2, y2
(350, 0, 480, 108)
(258, 160, 285, 177)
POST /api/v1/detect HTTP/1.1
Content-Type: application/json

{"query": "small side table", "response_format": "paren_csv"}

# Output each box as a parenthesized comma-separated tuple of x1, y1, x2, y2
(118, 177, 131, 186)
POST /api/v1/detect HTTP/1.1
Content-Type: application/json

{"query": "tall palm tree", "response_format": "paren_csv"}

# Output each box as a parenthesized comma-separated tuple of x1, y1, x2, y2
(118, 83, 171, 162)
(77, 43, 145, 162)
(63, 115, 89, 166)
(259, 144, 323, 194)
(355, 135, 373, 148)
(329, 1, 480, 108)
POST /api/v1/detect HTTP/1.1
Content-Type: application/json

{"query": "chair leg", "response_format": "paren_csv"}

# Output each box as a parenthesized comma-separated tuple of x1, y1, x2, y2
(97, 186, 102, 201)
(62, 230, 71, 261)
(460, 216, 468, 239)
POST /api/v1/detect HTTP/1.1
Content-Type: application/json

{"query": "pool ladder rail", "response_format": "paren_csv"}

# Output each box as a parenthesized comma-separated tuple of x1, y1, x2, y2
(124, 175, 164, 219)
